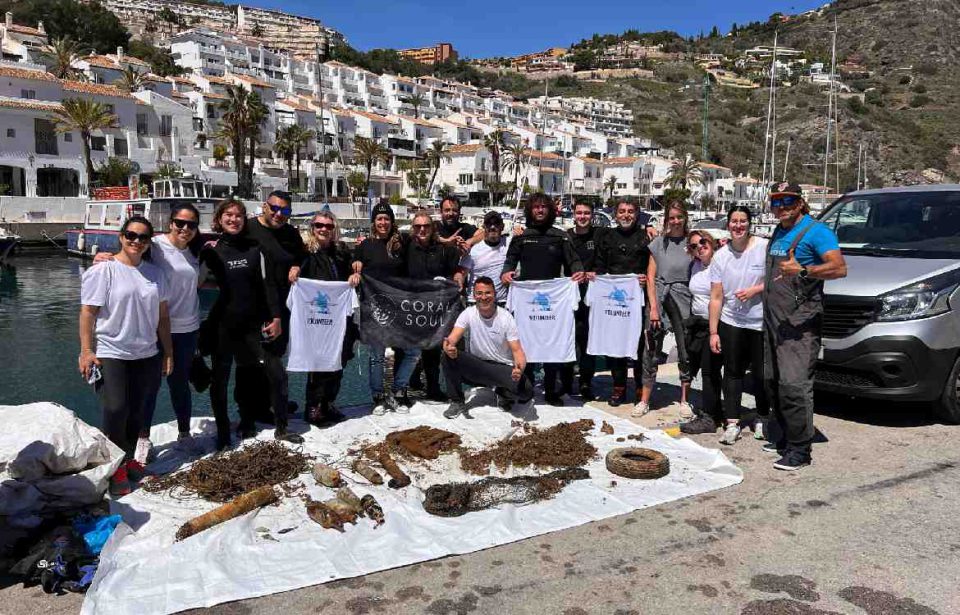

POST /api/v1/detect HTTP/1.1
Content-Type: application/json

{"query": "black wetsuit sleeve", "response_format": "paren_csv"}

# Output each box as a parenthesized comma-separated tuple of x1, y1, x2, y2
(260, 250, 282, 319)
(594, 233, 608, 275)
(502, 233, 523, 274)
(562, 236, 584, 275)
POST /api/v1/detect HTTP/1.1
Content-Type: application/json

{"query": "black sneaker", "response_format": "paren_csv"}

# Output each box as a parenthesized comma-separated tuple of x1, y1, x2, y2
(544, 393, 564, 406)
(443, 400, 466, 419)
(579, 385, 595, 402)
(762, 441, 786, 455)
(608, 387, 626, 407)
(274, 428, 304, 444)
(773, 451, 811, 471)
(496, 393, 514, 412)
(680, 415, 718, 435)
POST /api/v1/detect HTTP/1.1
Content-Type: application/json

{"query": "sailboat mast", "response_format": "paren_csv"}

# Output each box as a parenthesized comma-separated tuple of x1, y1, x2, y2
(761, 31, 778, 190)
(823, 18, 837, 206)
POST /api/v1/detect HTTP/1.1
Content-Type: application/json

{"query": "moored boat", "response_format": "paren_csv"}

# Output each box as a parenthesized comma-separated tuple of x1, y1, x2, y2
(0, 228, 20, 262)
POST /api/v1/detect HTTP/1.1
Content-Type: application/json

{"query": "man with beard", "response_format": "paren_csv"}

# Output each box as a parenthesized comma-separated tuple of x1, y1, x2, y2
(435, 196, 483, 255)
(460, 210, 511, 304)
(501, 192, 584, 405)
(567, 201, 599, 401)
(236, 191, 307, 424)
(594, 200, 653, 409)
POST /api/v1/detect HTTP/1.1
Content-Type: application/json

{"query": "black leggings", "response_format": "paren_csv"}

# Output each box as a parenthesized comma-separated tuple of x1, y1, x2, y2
(719, 321, 768, 424)
(575, 307, 596, 389)
(210, 327, 289, 438)
(305, 371, 344, 409)
(96, 354, 162, 460)
(685, 317, 722, 422)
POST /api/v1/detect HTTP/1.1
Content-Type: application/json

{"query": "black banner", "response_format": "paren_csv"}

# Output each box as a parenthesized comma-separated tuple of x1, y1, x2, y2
(359, 275, 463, 349)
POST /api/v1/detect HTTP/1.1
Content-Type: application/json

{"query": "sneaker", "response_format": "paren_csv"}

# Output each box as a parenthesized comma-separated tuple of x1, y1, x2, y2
(763, 441, 787, 455)
(372, 394, 388, 416)
(544, 393, 564, 406)
(125, 459, 146, 483)
(753, 420, 765, 440)
(324, 405, 347, 424)
(680, 415, 718, 435)
(608, 386, 626, 407)
(426, 387, 449, 403)
(579, 385, 595, 402)
(677, 401, 695, 420)
(274, 428, 304, 444)
(133, 437, 152, 466)
(109, 465, 131, 497)
(496, 393, 514, 412)
(631, 400, 651, 418)
(773, 451, 811, 471)
(719, 423, 742, 445)
(443, 400, 466, 419)
(393, 389, 411, 414)
(305, 404, 324, 425)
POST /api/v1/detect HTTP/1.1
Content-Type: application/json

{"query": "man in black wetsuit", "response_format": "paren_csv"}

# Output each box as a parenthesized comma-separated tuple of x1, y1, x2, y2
(435, 196, 482, 255)
(567, 201, 600, 401)
(235, 190, 307, 423)
(501, 192, 584, 405)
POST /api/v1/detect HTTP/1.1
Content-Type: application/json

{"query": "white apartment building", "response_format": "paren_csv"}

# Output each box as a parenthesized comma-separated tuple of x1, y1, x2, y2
(532, 95, 634, 138)
(568, 157, 604, 197)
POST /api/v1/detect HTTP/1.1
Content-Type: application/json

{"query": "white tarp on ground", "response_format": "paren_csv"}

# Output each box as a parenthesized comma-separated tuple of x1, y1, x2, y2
(82, 399, 742, 615)
(0, 403, 123, 522)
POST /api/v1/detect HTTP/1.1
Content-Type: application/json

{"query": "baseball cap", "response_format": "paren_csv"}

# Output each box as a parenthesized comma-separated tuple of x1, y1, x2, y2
(769, 181, 804, 199)
(483, 210, 504, 228)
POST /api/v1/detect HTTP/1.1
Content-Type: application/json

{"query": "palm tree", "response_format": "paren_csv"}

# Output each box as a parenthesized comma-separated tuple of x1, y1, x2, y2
(353, 136, 390, 193)
(245, 92, 268, 197)
(604, 175, 617, 200)
(114, 66, 145, 93)
(53, 98, 119, 194)
(501, 142, 528, 198)
(44, 37, 84, 80)
(274, 125, 297, 187)
(217, 85, 251, 195)
(424, 139, 451, 196)
(482, 129, 506, 207)
(666, 153, 703, 191)
(403, 93, 426, 119)
(289, 124, 315, 193)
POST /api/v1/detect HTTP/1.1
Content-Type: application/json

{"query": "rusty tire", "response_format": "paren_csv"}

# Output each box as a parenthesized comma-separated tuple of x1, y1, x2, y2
(605, 447, 669, 479)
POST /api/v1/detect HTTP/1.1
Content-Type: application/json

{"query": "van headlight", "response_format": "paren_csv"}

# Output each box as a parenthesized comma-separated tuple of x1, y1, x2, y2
(877, 268, 960, 322)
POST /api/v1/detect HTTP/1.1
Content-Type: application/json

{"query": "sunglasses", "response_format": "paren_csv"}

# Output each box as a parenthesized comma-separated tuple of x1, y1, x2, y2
(268, 204, 293, 216)
(122, 230, 152, 243)
(687, 238, 710, 250)
(172, 218, 199, 230)
(770, 195, 800, 209)
(312, 222, 335, 230)
(412, 223, 432, 230)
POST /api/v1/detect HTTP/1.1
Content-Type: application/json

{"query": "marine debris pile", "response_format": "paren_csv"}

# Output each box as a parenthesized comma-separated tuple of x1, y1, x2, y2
(423, 468, 590, 517)
(459, 419, 598, 475)
(143, 441, 312, 502)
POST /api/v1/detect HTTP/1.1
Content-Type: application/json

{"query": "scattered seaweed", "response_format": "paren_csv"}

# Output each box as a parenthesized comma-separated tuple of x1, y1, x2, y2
(143, 441, 312, 503)
(459, 419, 597, 475)
(423, 468, 590, 516)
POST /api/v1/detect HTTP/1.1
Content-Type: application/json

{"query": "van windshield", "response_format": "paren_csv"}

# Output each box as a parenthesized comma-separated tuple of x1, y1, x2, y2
(819, 191, 960, 258)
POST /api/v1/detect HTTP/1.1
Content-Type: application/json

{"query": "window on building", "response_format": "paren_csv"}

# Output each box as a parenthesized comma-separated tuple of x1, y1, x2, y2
(136, 113, 148, 136)
(159, 115, 172, 137)
(34, 119, 57, 155)
(64, 133, 73, 142)
(20, 89, 36, 99)
(114, 136, 128, 157)
(458, 173, 473, 185)
(91, 136, 106, 151)
(6, 128, 14, 138)
(104, 104, 114, 114)
(617, 182, 626, 189)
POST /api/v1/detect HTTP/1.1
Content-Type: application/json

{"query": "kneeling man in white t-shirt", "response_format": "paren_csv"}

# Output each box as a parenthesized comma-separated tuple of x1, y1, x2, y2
(442, 276, 532, 418)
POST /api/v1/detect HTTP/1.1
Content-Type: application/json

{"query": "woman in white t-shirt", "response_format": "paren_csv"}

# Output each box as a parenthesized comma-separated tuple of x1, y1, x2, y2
(680, 230, 724, 435)
(708, 206, 770, 445)
(79, 216, 173, 496)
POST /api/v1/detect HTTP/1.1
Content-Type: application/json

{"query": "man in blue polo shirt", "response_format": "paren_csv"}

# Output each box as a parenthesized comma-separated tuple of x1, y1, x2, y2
(762, 182, 847, 471)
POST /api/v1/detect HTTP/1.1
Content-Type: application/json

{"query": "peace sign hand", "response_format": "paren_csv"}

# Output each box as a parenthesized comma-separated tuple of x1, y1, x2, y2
(779, 248, 803, 278)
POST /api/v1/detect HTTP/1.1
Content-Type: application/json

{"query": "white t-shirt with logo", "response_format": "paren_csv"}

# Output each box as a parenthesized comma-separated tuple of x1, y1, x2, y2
(81, 259, 168, 360)
(453, 305, 519, 365)
(506, 278, 578, 363)
(286, 279, 359, 372)
(709, 237, 768, 331)
(460, 237, 510, 302)
(585, 275, 644, 359)
(152, 234, 200, 334)
(688, 259, 711, 318)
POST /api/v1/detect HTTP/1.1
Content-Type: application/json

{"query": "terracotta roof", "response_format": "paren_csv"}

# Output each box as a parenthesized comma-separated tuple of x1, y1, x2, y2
(171, 91, 188, 99)
(61, 80, 133, 99)
(6, 24, 44, 37)
(201, 91, 228, 100)
(698, 162, 731, 171)
(350, 108, 398, 124)
(399, 116, 437, 128)
(203, 75, 232, 85)
(525, 148, 561, 160)
(277, 98, 313, 112)
(169, 76, 193, 84)
(0, 96, 62, 112)
(85, 54, 150, 69)
(576, 156, 602, 164)
(229, 73, 275, 89)
(0, 65, 57, 82)
(604, 156, 642, 166)
(449, 144, 483, 154)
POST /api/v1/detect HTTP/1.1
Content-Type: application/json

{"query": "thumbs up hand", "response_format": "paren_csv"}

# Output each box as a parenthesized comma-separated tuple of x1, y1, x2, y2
(779, 248, 802, 278)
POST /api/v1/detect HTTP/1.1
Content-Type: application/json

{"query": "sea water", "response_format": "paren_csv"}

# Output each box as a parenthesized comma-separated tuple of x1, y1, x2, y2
(0, 251, 371, 428)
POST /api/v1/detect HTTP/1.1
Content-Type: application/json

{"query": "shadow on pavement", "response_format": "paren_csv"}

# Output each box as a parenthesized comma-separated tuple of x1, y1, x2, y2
(814, 392, 942, 428)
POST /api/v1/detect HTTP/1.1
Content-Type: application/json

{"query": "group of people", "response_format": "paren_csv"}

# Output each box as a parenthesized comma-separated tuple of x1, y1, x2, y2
(77, 183, 845, 495)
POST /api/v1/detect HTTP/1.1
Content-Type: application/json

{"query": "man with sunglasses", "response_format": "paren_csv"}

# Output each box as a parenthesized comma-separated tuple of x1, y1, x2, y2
(238, 190, 307, 423)
(763, 182, 846, 471)
(460, 210, 511, 305)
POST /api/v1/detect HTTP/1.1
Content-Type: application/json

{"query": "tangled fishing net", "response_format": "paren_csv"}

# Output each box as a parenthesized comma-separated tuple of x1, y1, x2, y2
(459, 419, 598, 475)
(423, 468, 590, 517)
(143, 441, 312, 503)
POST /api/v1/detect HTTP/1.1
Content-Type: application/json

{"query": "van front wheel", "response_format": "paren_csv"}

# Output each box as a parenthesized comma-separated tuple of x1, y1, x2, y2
(934, 356, 960, 424)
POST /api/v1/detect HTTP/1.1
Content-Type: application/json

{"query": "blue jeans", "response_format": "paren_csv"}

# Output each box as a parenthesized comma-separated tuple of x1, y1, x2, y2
(143, 330, 198, 434)
(367, 344, 421, 395)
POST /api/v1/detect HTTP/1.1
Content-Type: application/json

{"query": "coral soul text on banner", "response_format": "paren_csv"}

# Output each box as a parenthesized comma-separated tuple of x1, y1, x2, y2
(359, 275, 464, 349)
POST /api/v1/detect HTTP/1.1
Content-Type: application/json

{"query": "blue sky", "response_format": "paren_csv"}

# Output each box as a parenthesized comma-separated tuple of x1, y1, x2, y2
(261, 0, 826, 57)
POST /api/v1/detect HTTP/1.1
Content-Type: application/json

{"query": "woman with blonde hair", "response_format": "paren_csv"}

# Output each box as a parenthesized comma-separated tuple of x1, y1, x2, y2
(291, 210, 358, 425)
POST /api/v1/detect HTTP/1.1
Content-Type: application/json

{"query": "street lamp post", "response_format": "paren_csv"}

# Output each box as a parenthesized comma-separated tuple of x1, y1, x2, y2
(316, 36, 330, 206)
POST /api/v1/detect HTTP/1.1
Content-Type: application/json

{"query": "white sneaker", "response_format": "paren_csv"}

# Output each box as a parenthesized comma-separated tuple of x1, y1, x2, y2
(372, 395, 388, 416)
(133, 437, 152, 465)
(631, 400, 651, 418)
(719, 423, 742, 445)
(677, 401, 695, 419)
(753, 421, 765, 441)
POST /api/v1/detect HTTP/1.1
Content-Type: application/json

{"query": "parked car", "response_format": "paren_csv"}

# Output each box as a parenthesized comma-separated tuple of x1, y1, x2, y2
(816, 185, 960, 422)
